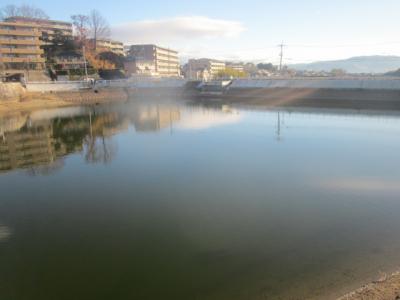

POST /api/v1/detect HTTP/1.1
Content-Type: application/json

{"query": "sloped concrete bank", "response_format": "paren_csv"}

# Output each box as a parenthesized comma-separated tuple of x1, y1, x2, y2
(188, 78, 400, 110)
(215, 87, 400, 110)
(0, 83, 129, 115)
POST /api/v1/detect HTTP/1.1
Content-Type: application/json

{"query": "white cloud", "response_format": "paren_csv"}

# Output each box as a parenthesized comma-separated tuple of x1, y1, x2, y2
(112, 16, 245, 45)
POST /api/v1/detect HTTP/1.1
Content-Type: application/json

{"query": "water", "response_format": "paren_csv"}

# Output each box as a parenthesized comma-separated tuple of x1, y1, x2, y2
(1, 99, 400, 300)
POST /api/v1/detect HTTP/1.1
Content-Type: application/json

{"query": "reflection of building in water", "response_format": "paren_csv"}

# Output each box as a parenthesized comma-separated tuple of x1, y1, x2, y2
(0, 111, 130, 174)
(0, 122, 71, 172)
(90, 112, 129, 137)
(130, 105, 181, 132)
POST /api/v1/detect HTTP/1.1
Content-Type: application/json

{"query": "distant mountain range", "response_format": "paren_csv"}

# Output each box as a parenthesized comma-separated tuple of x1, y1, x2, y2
(290, 56, 400, 74)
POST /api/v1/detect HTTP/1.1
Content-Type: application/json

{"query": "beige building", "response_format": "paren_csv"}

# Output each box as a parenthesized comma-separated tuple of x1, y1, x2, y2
(5, 17, 73, 41)
(0, 21, 45, 71)
(93, 39, 124, 56)
(186, 58, 226, 80)
(127, 44, 180, 77)
(226, 63, 245, 72)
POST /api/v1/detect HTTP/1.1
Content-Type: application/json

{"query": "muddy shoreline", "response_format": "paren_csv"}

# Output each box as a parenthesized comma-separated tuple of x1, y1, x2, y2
(338, 271, 400, 300)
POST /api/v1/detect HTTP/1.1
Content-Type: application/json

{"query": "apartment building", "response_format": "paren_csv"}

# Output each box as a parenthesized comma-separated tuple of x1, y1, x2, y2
(186, 58, 226, 80)
(127, 45, 180, 77)
(0, 21, 45, 71)
(5, 17, 73, 41)
(226, 63, 245, 72)
(92, 39, 125, 56)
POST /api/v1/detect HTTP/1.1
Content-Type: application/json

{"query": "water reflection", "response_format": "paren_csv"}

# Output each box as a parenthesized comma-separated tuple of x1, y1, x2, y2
(0, 224, 11, 242)
(0, 110, 122, 174)
(0, 102, 242, 174)
(1, 100, 400, 300)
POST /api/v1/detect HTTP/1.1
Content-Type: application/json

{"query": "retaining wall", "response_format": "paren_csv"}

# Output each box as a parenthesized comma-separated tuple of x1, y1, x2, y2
(26, 81, 88, 92)
(231, 78, 400, 90)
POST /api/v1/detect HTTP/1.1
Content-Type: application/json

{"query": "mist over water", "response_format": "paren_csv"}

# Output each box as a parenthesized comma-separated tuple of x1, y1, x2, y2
(1, 99, 400, 299)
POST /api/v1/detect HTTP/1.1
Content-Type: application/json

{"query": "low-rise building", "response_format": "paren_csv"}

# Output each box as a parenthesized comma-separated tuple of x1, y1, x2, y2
(186, 58, 226, 80)
(226, 62, 245, 73)
(92, 39, 124, 56)
(54, 53, 86, 70)
(0, 21, 45, 72)
(127, 44, 180, 77)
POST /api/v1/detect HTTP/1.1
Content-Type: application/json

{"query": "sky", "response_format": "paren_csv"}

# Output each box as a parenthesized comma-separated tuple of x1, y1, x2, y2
(2, 0, 400, 64)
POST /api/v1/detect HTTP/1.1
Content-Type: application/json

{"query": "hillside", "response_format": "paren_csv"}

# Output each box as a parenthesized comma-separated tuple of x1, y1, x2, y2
(290, 56, 400, 74)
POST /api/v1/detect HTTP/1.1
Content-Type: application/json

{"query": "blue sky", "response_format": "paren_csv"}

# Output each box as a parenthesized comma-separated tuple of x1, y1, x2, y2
(2, 0, 400, 63)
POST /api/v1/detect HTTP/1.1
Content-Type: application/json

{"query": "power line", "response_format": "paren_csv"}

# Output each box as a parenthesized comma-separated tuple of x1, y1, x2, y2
(181, 41, 400, 56)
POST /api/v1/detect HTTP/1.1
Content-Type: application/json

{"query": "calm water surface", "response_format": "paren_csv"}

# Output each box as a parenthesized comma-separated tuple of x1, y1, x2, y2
(1, 99, 400, 300)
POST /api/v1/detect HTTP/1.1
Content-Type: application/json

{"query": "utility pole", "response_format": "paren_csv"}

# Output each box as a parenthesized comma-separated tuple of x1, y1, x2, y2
(83, 46, 88, 80)
(278, 42, 286, 72)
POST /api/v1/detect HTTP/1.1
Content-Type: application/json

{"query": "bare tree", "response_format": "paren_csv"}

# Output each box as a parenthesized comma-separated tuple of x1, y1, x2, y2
(1, 5, 18, 19)
(88, 10, 110, 51)
(0, 4, 49, 19)
(71, 14, 90, 45)
(85, 136, 116, 164)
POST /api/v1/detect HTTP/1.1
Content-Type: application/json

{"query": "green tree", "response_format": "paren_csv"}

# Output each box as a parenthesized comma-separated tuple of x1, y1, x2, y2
(42, 30, 80, 62)
(217, 67, 248, 79)
(257, 63, 276, 71)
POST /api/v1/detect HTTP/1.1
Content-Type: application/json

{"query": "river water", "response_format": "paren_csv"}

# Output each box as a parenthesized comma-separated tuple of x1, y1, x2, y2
(1, 99, 400, 300)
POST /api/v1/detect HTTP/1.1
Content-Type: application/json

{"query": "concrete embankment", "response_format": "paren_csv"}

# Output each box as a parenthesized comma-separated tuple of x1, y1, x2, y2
(193, 78, 400, 110)
(220, 87, 400, 110)
(3, 78, 400, 113)
(0, 82, 129, 115)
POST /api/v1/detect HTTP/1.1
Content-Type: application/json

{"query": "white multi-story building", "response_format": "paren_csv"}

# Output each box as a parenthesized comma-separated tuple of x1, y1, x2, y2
(186, 58, 226, 80)
(126, 44, 180, 77)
